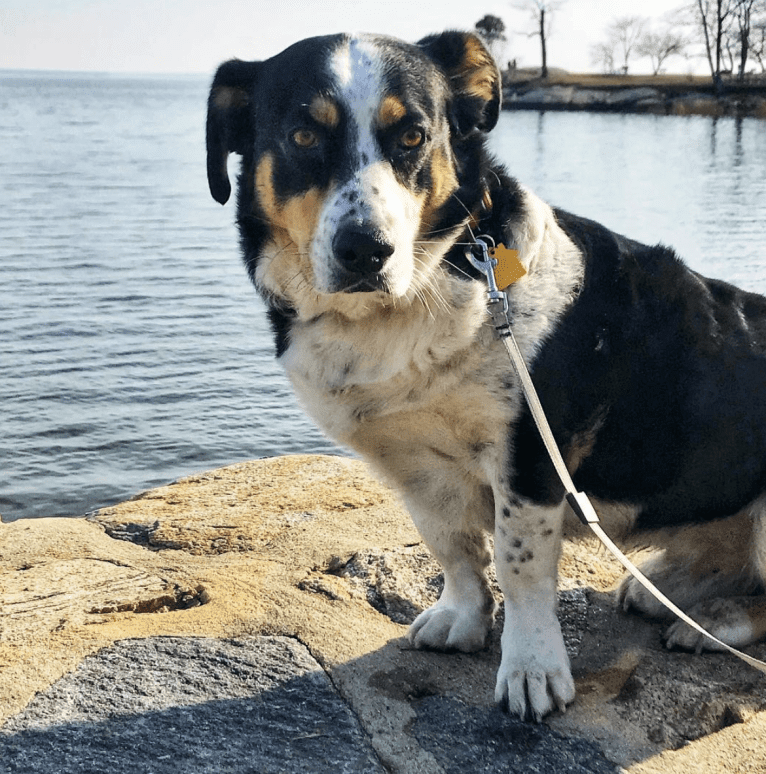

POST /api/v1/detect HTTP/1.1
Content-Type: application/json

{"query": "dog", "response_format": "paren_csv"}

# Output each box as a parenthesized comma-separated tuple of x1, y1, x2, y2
(206, 31, 766, 720)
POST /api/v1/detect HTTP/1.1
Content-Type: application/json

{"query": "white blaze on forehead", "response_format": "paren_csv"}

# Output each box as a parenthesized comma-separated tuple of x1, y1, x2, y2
(329, 36, 385, 161)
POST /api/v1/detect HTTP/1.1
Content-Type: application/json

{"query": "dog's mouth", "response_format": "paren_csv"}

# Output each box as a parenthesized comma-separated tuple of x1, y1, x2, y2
(335, 273, 389, 294)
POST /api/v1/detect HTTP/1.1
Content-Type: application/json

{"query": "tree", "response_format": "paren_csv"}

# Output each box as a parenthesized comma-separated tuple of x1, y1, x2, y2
(687, 0, 765, 85)
(607, 16, 649, 73)
(733, 0, 761, 78)
(636, 29, 687, 74)
(692, 0, 735, 88)
(752, 16, 766, 71)
(590, 42, 616, 73)
(513, 0, 566, 78)
(475, 14, 508, 63)
(592, 16, 649, 74)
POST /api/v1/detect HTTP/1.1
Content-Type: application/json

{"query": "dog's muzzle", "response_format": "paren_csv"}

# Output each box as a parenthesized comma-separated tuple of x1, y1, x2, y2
(332, 226, 394, 293)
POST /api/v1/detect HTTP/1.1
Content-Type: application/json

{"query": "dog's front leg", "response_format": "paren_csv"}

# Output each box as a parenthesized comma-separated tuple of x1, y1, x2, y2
(494, 498, 575, 721)
(404, 486, 498, 653)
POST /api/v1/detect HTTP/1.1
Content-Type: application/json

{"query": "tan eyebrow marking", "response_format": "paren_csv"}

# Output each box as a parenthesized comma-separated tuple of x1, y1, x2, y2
(309, 95, 340, 128)
(377, 94, 407, 127)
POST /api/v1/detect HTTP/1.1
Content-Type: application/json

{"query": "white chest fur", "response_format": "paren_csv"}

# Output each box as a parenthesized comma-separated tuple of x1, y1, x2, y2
(279, 276, 494, 442)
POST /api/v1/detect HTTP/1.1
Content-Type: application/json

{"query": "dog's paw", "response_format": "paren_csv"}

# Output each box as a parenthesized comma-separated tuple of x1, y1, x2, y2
(664, 598, 760, 652)
(618, 565, 674, 620)
(407, 599, 495, 652)
(494, 616, 575, 722)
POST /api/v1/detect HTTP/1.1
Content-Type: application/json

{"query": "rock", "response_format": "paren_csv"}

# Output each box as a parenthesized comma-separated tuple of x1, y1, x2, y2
(505, 86, 666, 112)
(0, 636, 384, 774)
(568, 88, 611, 106)
(669, 94, 726, 117)
(502, 82, 766, 118)
(410, 696, 617, 774)
(2, 454, 766, 773)
(507, 85, 576, 107)
(603, 87, 663, 107)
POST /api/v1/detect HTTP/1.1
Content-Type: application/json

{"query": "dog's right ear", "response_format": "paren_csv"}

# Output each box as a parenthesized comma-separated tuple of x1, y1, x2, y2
(206, 59, 260, 205)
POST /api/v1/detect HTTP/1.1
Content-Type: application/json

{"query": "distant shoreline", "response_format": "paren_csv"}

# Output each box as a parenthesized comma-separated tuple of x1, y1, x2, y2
(502, 70, 766, 119)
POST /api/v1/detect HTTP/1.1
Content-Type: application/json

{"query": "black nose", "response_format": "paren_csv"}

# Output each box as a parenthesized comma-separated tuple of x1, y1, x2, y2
(332, 228, 394, 276)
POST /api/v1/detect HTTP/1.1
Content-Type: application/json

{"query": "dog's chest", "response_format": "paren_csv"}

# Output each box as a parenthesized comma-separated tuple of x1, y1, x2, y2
(278, 298, 518, 467)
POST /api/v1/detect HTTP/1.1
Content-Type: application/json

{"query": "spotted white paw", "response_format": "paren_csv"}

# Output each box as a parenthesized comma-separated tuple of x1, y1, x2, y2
(494, 610, 575, 721)
(407, 597, 496, 653)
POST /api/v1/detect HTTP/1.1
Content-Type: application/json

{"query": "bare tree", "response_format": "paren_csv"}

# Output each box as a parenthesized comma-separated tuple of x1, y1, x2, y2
(693, 0, 735, 87)
(752, 16, 766, 70)
(687, 0, 766, 84)
(733, 0, 761, 78)
(590, 41, 616, 73)
(512, 0, 566, 78)
(636, 29, 687, 74)
(607, 16, 649, 73)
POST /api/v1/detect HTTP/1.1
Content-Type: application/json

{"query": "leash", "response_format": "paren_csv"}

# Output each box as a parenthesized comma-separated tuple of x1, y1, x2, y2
(465, 235, 766, 674)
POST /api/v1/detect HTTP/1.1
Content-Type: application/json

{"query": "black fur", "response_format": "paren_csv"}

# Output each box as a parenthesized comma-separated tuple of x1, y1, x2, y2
(516, 209, 766, 528)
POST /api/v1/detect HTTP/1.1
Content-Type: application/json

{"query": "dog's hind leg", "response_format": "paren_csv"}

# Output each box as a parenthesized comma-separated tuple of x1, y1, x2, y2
(618, 506, 759, 621)
(664, 498, 766, 651)
(664, 596, 766, 651)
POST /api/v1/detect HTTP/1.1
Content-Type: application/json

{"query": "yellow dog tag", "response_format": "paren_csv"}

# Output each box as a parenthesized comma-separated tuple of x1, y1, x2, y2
(490, 244, 526, 290)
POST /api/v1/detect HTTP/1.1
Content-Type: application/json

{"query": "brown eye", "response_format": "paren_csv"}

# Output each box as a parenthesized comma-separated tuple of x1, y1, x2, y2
(399, 127, 424, 149)
(291, 128, 319, 148)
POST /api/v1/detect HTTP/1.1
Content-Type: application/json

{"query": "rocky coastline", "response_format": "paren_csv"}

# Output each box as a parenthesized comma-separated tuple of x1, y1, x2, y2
(2, 454, 766, 772)
(502, 73, 766, 118)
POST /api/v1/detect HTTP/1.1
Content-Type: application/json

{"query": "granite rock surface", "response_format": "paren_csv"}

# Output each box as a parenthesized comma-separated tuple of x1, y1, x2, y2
(2, 454, 765, 773)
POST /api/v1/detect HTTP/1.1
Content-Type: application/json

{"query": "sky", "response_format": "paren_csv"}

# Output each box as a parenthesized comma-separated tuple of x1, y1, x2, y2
(0, 0, 700, 76)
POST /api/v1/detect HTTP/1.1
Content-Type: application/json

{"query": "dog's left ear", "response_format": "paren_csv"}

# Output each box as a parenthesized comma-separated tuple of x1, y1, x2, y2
(417, 31, 501, 135)
(206, 59, 260, 205)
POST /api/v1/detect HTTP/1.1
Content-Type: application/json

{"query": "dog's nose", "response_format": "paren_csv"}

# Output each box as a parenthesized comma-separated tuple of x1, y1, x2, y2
(332, 229, 394, 276)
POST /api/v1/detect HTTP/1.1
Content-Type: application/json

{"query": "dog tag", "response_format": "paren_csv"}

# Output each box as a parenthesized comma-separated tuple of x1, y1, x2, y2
(490, 244, 526, 290)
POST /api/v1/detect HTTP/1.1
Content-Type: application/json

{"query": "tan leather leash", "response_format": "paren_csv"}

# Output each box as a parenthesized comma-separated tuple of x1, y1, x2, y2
(466, 235, 766, 674)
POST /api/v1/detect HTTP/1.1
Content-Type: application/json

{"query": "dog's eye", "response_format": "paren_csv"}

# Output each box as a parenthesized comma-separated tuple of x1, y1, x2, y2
(399, 127, 425, 149)
(291, 129, 320, 149)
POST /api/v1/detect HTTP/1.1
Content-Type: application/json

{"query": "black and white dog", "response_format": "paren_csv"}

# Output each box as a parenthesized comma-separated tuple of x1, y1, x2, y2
(206, 31, 766, 720)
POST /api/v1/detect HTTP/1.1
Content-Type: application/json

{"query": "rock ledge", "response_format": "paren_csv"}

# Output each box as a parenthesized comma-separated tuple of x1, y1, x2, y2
(2, 455, 765, 773)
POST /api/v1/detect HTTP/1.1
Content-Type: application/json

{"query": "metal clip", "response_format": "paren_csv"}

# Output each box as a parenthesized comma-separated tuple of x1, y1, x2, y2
(465, 235, 497, 290)
(465, 236, 511, 338)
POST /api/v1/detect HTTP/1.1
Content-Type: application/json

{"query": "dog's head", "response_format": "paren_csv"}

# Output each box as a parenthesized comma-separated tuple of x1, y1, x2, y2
(206, 32, 500, 309)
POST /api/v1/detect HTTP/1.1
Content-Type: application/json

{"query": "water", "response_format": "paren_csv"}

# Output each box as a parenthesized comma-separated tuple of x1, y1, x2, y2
(1, 73, 765, 521)
(0, 72, 341, 521)
(490, 111, 766, 292)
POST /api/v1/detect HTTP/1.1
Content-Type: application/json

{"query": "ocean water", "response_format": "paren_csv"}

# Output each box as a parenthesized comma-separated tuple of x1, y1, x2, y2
(1, 71, 765, 521)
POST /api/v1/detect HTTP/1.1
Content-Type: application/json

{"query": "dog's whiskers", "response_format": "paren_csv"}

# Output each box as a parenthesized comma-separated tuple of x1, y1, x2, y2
(442, 259, 477, 282)
(411, 250, 451, 318)
(449, 194, 477, 241)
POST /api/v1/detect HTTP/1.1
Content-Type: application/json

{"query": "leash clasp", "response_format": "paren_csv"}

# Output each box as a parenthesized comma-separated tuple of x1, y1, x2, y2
(465, 235, 511, 338)
(465, 235, 499, 291)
